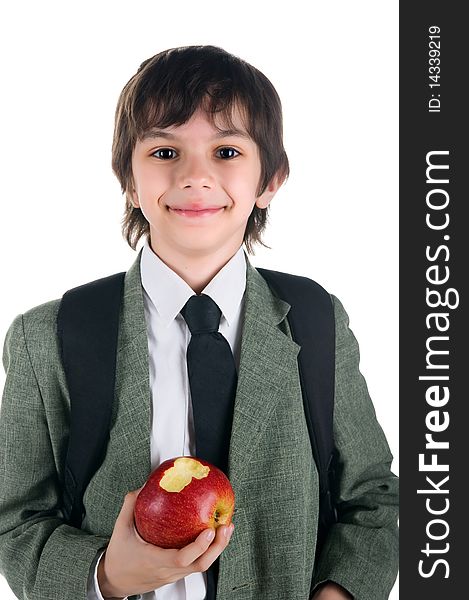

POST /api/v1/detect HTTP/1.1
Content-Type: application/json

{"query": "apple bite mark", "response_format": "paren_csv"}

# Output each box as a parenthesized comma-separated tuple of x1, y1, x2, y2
(159, 457, 210, 493)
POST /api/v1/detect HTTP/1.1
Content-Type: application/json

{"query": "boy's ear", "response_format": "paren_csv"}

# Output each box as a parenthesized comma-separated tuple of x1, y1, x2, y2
(129, 188, 140, 208)
(255, 173, 285, 209)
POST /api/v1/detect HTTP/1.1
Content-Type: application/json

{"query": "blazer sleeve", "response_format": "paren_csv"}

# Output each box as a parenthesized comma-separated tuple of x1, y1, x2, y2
(0, 312, 109, 600)
(311, 295, 399, 600)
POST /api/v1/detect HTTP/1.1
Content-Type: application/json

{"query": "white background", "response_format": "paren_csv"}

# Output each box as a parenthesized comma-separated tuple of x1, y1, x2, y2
(0, 1, 398, 598)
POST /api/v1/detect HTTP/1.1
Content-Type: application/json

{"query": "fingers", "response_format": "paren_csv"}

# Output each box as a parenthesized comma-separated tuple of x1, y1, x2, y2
(172, 528, 216, 568)
(192, 524, 234, 572)
(176, 524, 234, 572)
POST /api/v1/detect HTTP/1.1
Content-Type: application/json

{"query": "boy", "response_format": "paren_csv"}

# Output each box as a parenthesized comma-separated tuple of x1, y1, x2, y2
(0, 45, 398, 600)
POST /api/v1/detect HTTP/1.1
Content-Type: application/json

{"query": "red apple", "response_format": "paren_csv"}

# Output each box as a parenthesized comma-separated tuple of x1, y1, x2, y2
(134, 456, 235, 549)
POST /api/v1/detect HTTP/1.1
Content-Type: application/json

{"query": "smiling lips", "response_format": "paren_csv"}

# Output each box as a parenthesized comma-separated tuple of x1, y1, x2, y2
(168, 204, 225, 218)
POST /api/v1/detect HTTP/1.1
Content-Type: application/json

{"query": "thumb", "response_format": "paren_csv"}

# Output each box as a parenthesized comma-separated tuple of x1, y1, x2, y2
(116, 488, 144, 529)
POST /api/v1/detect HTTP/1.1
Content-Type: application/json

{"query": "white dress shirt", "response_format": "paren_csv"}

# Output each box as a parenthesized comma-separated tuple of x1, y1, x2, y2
(88, 238, 247, 600)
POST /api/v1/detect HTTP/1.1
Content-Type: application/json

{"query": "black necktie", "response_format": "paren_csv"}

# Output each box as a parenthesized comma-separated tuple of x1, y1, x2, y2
(180, 294, 238, 475)
(181, 294, 237, 600)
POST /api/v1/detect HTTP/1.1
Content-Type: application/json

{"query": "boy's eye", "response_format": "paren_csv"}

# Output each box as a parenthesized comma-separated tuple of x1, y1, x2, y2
(151, 147, 240, 160)
(152, 148, 176, 160)
(216, 147, 239, 159)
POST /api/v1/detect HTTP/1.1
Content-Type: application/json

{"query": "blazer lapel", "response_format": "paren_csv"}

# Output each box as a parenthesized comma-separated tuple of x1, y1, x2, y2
(112, 249, 152, 490)
(228, 257, 301, 482)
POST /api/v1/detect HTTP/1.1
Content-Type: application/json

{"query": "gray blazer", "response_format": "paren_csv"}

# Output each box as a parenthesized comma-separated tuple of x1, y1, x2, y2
(0, 251, 398, 599)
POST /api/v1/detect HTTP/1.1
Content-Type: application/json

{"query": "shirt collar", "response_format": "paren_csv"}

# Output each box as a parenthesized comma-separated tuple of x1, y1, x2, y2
(140, 238, 247, 328)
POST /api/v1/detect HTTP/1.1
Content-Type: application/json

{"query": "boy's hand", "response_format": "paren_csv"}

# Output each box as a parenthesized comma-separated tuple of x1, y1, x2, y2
(97, 489, 234, 598)
(311, 582, 353, 600)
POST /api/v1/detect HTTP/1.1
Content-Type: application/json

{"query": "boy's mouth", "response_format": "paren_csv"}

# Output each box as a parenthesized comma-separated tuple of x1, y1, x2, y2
(168, 205, 225, 218)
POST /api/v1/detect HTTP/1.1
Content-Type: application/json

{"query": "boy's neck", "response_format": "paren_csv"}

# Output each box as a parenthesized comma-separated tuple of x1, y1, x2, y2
(148, 240, 242, 295)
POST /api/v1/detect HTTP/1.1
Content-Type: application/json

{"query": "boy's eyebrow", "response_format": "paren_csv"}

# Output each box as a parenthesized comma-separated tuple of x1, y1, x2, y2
(140, 128, 251, 141)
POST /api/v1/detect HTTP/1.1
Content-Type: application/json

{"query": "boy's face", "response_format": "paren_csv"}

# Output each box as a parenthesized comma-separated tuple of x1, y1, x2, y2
(130, 106, 280, 263)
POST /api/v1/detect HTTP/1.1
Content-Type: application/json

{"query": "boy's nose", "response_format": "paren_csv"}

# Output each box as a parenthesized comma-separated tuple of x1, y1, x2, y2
(176, 156, 215, 190)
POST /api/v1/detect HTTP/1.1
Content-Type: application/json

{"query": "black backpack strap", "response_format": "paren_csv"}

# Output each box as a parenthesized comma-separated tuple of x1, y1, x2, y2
(257, 268, 337, 550)
(57, 271, 126, 527)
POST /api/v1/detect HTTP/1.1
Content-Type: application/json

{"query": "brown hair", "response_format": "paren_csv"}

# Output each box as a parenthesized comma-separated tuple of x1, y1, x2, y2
(112, 45, 289, 254)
